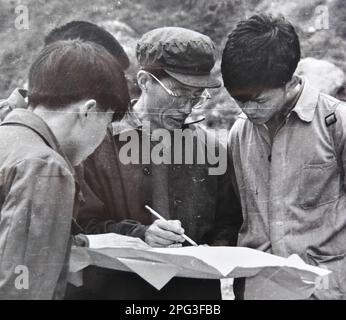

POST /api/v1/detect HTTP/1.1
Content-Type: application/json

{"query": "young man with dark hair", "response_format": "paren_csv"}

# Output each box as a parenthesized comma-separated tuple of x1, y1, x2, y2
(0, 39, 130, 299)
(221, 14, 346, 299)
(222, 14, 300, 100)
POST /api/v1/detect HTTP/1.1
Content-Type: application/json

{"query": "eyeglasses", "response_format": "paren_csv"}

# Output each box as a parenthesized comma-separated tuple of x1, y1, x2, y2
(142, 71, 211, 109)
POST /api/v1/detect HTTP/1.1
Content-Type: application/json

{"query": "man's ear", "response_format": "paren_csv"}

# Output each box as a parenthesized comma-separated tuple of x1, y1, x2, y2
(284, 76, 300, 99)
(137, 71, 151, 92)
(80, 99, 97, 119)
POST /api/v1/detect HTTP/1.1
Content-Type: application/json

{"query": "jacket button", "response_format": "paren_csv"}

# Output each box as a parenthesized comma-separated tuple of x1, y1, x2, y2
(174, 199, 183, 206)
(143, 166, 151, 175)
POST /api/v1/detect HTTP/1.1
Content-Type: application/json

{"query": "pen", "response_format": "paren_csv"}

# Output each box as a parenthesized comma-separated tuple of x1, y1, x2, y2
(145, 205, 198, 247)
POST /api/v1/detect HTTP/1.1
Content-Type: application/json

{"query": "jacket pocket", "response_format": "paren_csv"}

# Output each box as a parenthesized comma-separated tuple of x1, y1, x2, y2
(298, 160, 340, 209)
(306, 251, 346, 299)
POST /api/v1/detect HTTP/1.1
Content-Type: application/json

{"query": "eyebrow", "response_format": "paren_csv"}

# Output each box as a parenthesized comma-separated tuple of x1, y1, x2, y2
(234, 92, 266, 103)
(234, 95, 253, 103)
(170, 85, 204, 95)
(166, 77, 202, 93)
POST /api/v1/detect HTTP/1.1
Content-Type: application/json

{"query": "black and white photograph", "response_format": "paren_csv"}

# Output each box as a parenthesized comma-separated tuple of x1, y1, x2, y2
(0, 0, 346, 307)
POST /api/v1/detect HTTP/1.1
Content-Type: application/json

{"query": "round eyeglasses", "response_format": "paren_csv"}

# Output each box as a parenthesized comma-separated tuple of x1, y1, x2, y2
(140, 71, 211, 109)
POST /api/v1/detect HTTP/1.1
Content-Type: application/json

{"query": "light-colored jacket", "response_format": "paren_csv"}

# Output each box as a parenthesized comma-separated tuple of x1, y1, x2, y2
(229, 79, 346, 299)
(0, 109, 75, 299)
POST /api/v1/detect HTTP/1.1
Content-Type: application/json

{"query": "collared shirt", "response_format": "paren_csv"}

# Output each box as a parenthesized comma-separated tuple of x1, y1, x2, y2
(0, 109, 76, 299)
(229, 79, 346, 299)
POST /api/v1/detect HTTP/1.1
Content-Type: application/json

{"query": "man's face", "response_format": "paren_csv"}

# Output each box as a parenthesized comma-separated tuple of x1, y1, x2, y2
(80, 109, 114, 163)
(145, 75, 206, 130)
(233, 87, 287, 125)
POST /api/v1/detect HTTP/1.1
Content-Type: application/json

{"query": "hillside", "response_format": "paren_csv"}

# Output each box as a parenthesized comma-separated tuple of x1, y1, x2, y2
(1, 0, 345, 128)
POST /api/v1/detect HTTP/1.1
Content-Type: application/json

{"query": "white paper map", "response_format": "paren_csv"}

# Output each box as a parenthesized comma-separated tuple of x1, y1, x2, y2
(68, 245, 330, 299)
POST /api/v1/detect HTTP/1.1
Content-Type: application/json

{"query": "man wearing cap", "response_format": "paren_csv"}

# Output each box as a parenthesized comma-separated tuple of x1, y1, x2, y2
(72, 27, 242, 299)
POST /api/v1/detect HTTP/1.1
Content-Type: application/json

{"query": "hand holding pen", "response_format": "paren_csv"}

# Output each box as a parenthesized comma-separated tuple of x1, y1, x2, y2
(145, 205, 198, 247)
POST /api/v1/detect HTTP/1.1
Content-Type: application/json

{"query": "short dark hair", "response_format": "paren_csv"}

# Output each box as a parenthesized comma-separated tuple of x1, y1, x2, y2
(28, 39, 130, 120)
(44, 20, 130, 70)
(221, 14, 301, 99)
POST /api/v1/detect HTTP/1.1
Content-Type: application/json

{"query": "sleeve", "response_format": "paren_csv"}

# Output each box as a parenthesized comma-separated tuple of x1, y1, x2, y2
(209, 130, 243, 246)
(72, 234, 89, 247)
(0, 158, 75, 300)
(334, 103, 346, 189)
(77, 159, 148, 240)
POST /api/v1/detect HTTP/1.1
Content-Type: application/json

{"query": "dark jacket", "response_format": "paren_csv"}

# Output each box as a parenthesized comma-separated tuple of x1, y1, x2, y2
(78, 113, 242, 245)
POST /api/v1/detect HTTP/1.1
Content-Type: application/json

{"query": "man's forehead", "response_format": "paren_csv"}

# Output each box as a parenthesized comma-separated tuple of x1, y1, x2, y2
(231, 86, 280, 102)
(166, 76, 205, 92)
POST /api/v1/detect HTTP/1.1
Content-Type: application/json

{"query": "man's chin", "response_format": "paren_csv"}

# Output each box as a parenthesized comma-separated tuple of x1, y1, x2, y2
(165, 118, 185, 130)
(246, 115, 269, 125)
(247, 118, 263, 124)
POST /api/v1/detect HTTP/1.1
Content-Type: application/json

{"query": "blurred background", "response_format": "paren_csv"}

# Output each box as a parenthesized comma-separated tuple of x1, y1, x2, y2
(0, 0, 345, 129)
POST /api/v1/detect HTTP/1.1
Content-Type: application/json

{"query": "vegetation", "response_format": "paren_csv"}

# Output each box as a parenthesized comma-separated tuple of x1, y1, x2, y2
(0, 0, 345, 128)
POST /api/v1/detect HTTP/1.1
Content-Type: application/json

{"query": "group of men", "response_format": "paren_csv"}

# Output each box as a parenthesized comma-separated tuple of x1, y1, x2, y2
(0, 13, 345, 300)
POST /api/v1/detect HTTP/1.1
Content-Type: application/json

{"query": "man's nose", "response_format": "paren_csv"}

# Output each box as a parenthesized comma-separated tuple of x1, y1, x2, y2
(179, 100, 194, 115)
(244, 101, 258, 111)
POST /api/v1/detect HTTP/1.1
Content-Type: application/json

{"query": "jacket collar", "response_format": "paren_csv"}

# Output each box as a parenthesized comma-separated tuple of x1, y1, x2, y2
(290, 77, 319, 123)
(6, 88, 27, 109)
(2, 109, 60, 150)
(1, 109, 75, 174)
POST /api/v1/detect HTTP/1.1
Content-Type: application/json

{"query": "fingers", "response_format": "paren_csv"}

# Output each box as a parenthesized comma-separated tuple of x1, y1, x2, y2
(145, 219, 186, 247)
(151, 220, 185, 242)
(155, 220, 184, 235)
(145, 234, 175, 247)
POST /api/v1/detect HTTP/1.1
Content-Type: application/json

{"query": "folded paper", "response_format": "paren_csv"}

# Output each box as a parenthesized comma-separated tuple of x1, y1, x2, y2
(69, 245, 330, 299)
